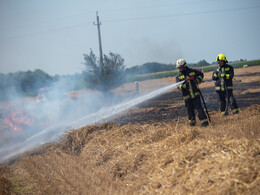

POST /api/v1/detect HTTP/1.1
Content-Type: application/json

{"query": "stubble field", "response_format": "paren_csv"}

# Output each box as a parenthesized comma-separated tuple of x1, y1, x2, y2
(0, 66, 260, 194)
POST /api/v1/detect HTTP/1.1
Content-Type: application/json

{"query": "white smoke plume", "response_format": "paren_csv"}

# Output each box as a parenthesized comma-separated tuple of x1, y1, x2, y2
(0, 79, 183, 163)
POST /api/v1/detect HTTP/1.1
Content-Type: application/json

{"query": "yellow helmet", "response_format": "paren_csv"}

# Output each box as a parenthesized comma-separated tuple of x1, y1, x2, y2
(216, 53, 227, 62)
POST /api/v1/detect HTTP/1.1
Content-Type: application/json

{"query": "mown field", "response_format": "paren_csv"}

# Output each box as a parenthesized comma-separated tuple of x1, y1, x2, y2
(0, 66, 260, 194)
(128, 59, 260, 82)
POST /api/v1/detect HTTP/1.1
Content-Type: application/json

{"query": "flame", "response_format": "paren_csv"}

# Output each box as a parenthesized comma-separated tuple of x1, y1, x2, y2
(4, 111, 34, 131)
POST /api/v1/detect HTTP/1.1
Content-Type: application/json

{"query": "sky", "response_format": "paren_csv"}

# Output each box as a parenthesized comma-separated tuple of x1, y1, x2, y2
(0, 0, 260, 75)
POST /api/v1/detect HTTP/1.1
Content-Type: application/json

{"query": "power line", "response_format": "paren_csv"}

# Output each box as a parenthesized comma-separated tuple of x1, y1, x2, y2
(99, 0, 214, 12)
(2, 5, 259, 40)
(103, 5, 260, 23)
(0, 0, 236, 31)
(1, 21, 93, 40)
(2, 0, 210, 32)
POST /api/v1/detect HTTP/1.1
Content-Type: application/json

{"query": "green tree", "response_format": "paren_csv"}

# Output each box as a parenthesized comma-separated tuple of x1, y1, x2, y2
(20, 69, 53, 95)
(83, 50, 125, 92)
(0, 69, 53, 99)
(196, 60, 210, 67)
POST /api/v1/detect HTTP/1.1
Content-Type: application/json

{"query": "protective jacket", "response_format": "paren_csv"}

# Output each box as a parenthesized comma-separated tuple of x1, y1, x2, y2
(212, 63, 238, 114)
(176, 67, 204, 101)
(212, 64, 234, 91)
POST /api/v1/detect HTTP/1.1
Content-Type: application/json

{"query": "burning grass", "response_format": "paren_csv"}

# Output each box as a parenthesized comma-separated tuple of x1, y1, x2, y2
(4, 111, 34, 131)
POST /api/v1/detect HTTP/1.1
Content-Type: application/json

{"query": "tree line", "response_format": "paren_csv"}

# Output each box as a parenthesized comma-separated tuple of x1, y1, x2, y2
(0, 69, 53, 99)
(0, 50, 237, 100)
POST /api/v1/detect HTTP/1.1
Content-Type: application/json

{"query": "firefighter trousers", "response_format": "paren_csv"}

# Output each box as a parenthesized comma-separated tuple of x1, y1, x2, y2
(217, 89, 238, 113)
(185, 96, 208, 125)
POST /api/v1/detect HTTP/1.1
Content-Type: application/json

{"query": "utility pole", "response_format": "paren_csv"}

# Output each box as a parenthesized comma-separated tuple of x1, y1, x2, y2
(93, 11, 103, 66)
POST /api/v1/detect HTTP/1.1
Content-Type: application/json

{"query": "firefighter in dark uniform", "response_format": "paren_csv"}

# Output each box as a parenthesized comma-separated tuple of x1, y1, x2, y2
(212, 54, 239, 115)
(176, 59, 209, 127)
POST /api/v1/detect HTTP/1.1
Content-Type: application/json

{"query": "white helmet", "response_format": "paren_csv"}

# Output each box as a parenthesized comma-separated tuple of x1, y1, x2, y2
(176, 58, 186, 68)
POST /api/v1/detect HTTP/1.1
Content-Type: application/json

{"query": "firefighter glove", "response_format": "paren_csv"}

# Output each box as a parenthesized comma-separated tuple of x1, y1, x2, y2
(213, 73, 219, 78)
(185, 76, 195, 81)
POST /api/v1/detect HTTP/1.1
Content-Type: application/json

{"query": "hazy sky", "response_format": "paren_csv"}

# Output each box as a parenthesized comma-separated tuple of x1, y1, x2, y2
(1, 0, 260, 75)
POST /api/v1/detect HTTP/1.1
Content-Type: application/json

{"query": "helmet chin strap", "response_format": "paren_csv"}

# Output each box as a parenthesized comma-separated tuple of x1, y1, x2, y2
(218, 61, 226, 67)
(180, 66, 187, 72)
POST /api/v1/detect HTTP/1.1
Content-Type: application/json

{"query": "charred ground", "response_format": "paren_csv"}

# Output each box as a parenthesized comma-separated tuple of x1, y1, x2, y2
(0, 66, 260, 194)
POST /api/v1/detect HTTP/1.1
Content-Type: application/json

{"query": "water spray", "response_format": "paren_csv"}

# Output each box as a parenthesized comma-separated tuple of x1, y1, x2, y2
(0, 81, 184, 163)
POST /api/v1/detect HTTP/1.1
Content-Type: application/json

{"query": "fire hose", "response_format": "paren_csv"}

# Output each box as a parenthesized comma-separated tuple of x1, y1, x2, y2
(197, 87, 211, 124)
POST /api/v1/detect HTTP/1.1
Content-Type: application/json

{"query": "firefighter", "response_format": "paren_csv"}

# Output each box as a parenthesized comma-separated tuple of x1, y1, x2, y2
(135, 81, 139, 94)
(176, 59, 209, 127)
(212, 54, 239, 115)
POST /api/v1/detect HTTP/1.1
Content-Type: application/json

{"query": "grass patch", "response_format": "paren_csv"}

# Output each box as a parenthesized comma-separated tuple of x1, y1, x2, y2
(10, 169, 35, 194)
(127, 59, 260, 82)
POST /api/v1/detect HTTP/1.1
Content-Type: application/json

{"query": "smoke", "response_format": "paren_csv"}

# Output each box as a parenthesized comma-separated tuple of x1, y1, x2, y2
(0, 74, 183, 163)
(125, 37, 183, 66)
(0, 75, 106, 161)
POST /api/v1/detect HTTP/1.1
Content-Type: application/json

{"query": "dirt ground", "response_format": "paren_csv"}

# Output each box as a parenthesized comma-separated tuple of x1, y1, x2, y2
(0, 66, 260, 194)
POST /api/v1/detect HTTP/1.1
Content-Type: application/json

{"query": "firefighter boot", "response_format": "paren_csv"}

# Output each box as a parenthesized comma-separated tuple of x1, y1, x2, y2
(232, 108, 239, 114)
(189, 120, 196, 127)
(201, 121, 209, 127)
(221, 111, 228, 116)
